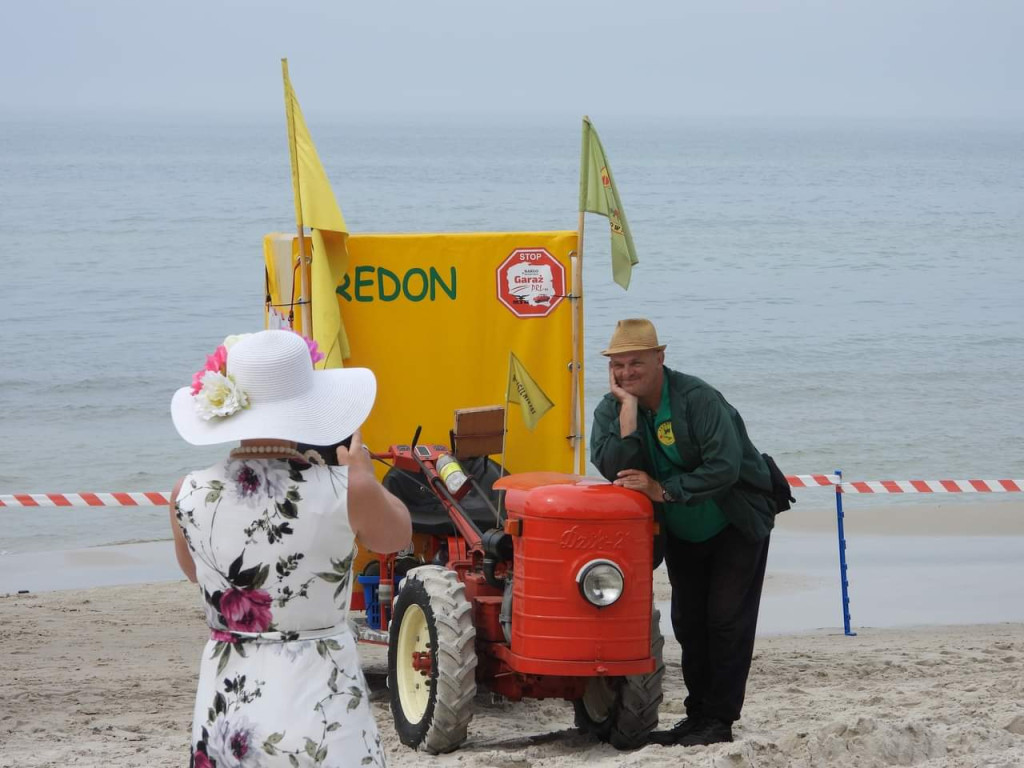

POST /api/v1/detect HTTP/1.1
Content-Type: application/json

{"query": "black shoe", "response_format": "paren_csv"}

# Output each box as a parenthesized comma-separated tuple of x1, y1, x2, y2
(646, 717, 703, 746)
(675, 718, 733, 747)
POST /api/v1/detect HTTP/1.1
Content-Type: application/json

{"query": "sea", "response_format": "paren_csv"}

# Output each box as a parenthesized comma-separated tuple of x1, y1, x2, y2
(1, 113, 1022, 558)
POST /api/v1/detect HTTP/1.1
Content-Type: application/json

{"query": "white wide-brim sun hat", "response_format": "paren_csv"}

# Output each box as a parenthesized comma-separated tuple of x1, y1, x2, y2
(171, 329, 376, 446)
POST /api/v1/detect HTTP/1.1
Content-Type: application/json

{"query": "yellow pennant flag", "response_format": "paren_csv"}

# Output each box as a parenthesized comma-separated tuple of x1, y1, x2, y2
(507, 352, 554, 431)
(282, 59, 350, 366)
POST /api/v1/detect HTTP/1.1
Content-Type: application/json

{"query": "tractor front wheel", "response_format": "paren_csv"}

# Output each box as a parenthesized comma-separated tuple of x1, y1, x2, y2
(388, 565, 477, 754)
(573, 608, 665, 750)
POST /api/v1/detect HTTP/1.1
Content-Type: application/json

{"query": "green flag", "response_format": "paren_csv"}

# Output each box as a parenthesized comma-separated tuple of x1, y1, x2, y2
(579, 116, 638, 290)
(507, 352, 554, 431)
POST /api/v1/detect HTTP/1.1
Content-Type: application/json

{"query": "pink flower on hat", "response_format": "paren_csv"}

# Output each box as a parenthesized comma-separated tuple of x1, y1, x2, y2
(191, 345, 229, 395)
(303, 335, 325, 366)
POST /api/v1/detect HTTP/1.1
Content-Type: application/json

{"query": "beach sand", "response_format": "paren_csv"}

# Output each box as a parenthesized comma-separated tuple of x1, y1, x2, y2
(3, 499, 1023, 766)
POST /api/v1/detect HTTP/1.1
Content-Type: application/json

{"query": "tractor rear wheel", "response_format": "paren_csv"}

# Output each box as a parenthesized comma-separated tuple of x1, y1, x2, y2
(573, 608, 665, 750)
(388, 565, 477, 754)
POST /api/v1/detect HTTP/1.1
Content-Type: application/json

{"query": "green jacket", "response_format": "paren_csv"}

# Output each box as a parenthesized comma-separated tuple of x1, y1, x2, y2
(591, 366, 775, 542)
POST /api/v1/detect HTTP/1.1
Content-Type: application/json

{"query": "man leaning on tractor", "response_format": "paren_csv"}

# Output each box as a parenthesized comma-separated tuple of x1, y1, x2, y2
(590, 318, 776, 747)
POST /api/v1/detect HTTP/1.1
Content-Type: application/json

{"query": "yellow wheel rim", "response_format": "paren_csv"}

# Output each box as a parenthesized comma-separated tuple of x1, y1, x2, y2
(396, 603, 432, 724)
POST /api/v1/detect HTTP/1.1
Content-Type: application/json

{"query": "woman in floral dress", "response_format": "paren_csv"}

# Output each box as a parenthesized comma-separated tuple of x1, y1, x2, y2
(169, 330, 411, 768)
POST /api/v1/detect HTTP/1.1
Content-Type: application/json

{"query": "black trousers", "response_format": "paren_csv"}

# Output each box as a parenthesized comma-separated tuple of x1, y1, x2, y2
(664, 524, 770, 724)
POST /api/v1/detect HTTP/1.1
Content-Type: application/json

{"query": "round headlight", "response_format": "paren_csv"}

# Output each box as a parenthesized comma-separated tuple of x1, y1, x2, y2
(576, 559, 624, 607)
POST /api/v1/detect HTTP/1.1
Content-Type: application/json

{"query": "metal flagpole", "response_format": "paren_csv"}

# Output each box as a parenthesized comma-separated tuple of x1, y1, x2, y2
(570, 116, 591, 475)
(570, 226, 584, 474)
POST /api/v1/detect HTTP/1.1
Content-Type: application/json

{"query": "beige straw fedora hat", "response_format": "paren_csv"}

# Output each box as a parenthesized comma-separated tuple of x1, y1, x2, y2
(601, 318, 667, 356)
(171, 330, 376, 446)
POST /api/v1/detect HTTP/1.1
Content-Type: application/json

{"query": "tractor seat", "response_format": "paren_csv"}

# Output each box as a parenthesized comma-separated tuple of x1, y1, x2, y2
(382, 456, 505, 536)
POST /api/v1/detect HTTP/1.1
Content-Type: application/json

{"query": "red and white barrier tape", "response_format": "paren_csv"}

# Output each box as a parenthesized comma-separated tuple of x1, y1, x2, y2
(786, 477, 1023, 493)
(837, 479, 1023, 494)
(787, 474, 841, 487)
(785, 477, 1024, 493)
(0, 492, 170, 508)
(1, 479, 1022, 507)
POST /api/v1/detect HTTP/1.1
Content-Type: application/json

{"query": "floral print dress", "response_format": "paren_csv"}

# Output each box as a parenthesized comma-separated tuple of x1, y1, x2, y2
(175, 458, 386, 768)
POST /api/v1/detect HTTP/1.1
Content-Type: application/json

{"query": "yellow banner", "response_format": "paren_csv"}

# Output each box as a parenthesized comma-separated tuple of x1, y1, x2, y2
(265, 231, 582, 474)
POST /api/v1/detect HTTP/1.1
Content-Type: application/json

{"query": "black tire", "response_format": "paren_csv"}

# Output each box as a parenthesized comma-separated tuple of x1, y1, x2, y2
(387, 565, 477, 754)
(573, 608, 665, 750)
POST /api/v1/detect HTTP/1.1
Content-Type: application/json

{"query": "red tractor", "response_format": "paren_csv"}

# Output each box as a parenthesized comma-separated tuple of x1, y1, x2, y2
(358, 415, 664, 753)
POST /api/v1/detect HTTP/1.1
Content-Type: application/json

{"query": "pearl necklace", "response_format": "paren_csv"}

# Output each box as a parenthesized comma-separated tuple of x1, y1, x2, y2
(229, 445, 314, 463)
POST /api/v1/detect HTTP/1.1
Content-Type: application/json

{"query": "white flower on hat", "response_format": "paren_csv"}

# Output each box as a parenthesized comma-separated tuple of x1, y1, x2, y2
(194, 370, 250, 421)
(222, 333, 253, 350)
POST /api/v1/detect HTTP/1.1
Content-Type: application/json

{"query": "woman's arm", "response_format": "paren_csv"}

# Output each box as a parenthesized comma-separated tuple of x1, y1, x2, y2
(168, 476, 197, 582)
(339, 430, 412, 554)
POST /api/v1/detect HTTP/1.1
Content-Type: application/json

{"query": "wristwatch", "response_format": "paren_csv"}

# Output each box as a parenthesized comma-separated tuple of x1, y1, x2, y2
(661, 485, 676, 503)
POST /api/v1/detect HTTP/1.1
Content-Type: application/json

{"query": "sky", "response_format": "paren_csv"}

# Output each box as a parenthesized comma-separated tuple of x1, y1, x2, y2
(1, 0, 1022, 120)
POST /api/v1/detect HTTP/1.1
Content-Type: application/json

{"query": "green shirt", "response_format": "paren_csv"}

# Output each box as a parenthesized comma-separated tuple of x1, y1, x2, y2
(641, 376, 728, 543)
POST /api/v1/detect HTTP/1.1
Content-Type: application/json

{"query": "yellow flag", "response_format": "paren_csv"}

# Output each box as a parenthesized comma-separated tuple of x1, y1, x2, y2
(507, 352, 554, 431)
(282, 59, 349, 367)
(310, 230, 350, 362)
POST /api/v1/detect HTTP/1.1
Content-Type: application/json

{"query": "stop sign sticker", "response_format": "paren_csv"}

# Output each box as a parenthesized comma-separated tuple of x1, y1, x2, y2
(496, 248, 566, 318)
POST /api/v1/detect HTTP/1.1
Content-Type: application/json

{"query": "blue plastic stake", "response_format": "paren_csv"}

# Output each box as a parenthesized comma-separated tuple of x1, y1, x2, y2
(835, 469, 856, 636)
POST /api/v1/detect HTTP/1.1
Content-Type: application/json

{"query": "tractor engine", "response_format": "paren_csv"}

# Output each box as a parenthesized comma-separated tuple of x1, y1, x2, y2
(500, 478, 655, 673)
